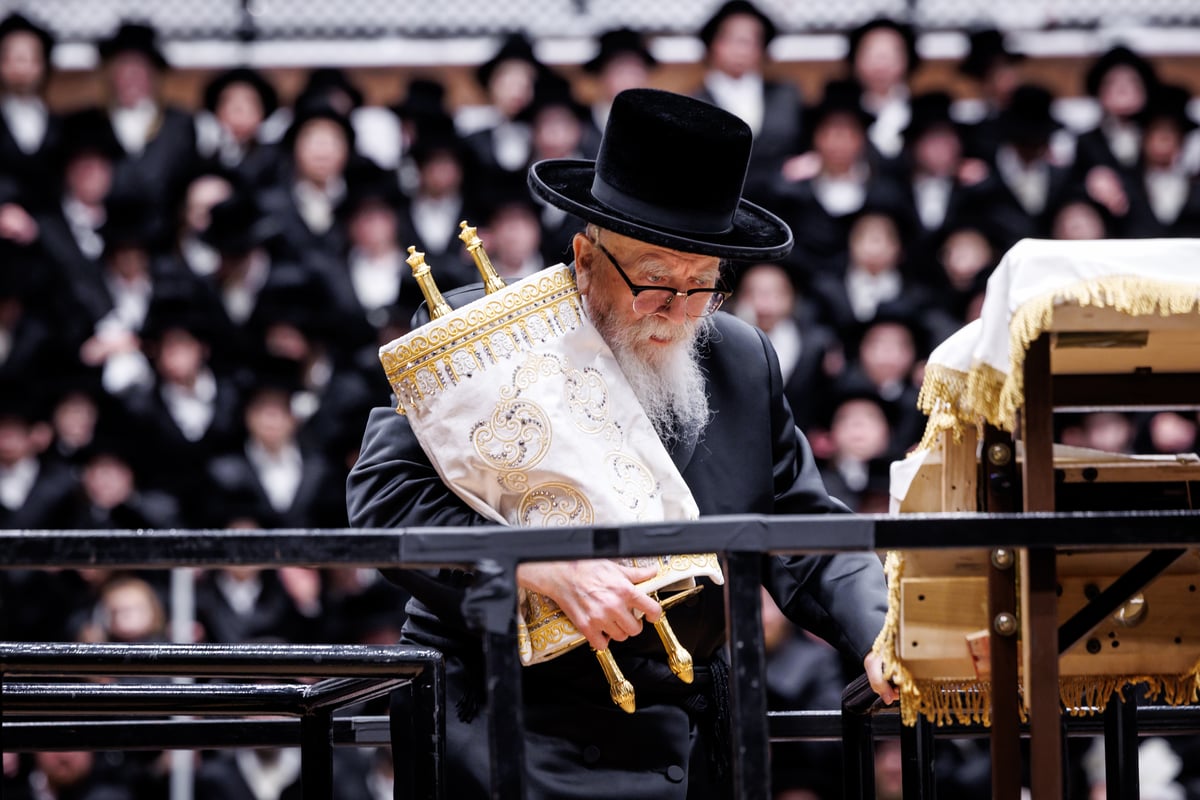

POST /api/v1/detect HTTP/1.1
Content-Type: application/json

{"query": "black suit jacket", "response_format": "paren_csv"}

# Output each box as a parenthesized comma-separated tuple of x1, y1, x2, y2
(1115, 170, 1200, 238)
(0, 103, 64, 210)
(0, 458, 79, 529)
(206, 443, 333, 529)
(345, 289, 887, 799)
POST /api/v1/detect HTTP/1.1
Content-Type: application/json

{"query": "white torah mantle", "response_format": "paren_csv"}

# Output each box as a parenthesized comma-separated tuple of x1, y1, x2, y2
(379, 263, 723, 666)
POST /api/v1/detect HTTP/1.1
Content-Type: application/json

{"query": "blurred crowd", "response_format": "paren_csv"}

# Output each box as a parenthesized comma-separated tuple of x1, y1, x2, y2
(2, 1, 1200, 798)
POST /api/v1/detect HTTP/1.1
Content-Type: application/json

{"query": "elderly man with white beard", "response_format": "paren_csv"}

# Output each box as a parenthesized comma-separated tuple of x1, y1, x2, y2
(346, 88, 895, 800)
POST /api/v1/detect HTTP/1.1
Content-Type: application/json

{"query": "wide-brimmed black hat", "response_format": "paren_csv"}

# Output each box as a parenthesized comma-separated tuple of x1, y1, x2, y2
(699, 1, 777, 50)
(201, 193, 280, 254)
(296, 66, 364, 112)
(0, 12, 54, 58)
(100, 192, 163, 252)
(1084, 45, 1157, 98)
(60, 109, 124, 161)
(528, 88, 792, 260)
(203, 66, 279, 118)
(998, 84, 1061, 145)
(584, 27, 657, 74)
(97, 21, 167, 69)
(517, 71, 589, 125)
(901, 90, 963, 145)
(958, 28, 1024, 79)
(476, 32, 546, 89)
(846, 17, 920, 76)
(1139, 82, 1198, 132)
(336, 164, 405, 221)
(806, 78, 875, 131)
(392, 78, 448, 123)
(140, 290, 218, 345)
(283, 99, 355, 151)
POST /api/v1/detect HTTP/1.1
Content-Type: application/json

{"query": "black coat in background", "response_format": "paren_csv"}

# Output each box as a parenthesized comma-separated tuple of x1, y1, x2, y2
(346, 289, 888, 800)
(693, 80, 805, 204)
(0, 106, 63, 211)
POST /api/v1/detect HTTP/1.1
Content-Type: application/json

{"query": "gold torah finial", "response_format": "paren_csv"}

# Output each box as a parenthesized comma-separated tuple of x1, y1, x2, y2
(458, 220, 507, 294)
(406, 246, 453, 320)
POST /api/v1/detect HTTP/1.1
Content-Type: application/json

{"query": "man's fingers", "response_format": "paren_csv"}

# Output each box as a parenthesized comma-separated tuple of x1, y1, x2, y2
(630, 591, 663, 624)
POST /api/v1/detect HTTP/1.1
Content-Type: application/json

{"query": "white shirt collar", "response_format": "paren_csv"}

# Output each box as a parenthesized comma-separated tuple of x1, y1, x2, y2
(235, 748, 302, 800)
(996, 144, 1050, 215)
(411, 194, 461, 252)
(160, 368, 218, 442)
(492, 120, 531, 171)
(704, 70, 765, 135)
(293, 177, 346, 235)
(111, 98, 159, 155)
(0, 455, 38, 511)
(62, 197, 105, 260)
(1101, 117, 1141, 167)
(845, 266, 902, 322)
(349, 247, 404, 312)
(214, 570, 263, 617)
(1, 95, 47, 153)
(246, 440, 303, 513)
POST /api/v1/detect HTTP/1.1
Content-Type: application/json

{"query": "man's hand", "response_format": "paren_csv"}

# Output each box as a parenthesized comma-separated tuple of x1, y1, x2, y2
(864, 650, 898, 705)
(1086, 165, 1129, 216)
(516, 559, 662, 651)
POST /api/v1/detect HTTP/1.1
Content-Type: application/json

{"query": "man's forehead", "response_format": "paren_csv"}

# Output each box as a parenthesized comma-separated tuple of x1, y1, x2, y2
(601, 229, 721, 269)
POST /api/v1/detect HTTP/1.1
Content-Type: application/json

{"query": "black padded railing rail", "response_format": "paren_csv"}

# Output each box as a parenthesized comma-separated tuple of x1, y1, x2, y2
(3, 510, 1200, 799)
(0, 642, 445, 800)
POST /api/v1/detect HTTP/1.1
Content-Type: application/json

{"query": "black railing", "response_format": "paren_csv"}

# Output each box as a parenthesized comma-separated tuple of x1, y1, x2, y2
(3, 510, 1200, 799)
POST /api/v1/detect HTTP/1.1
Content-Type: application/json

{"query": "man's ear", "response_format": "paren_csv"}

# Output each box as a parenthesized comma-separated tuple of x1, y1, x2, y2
(571, 232, 592, 294)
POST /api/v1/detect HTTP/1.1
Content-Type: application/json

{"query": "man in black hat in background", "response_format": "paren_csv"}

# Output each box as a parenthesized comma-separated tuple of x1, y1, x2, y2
(81, 20, 197, 206)
(347, 88, 895, 799)
(693, 0, 805, 204)
(0, 11, 63, 212)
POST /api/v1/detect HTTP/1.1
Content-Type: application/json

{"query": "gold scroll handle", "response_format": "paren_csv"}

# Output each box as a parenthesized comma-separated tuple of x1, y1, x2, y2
(591, 584, 703, 713)
(405, 220, 506, 320)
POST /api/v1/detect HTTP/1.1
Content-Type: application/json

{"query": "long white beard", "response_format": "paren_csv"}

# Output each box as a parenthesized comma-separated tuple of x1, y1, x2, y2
(584, 293, 713, 448)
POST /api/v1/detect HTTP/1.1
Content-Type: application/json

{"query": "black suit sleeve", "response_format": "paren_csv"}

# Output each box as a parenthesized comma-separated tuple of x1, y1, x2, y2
(750, 323, 889, 667)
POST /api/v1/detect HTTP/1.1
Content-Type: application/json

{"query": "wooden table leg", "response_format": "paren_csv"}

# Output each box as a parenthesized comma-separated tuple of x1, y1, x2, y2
(1021, 334, 1062, 800)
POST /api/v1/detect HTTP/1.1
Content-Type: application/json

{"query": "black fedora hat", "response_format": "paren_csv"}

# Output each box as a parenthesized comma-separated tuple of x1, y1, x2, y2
(846, 17, 920, 75)
(100, 192, 163, 252)
(807, 78, 875, 131)
(60, 109, 124, 161)
(0, 12, 54, 58)
(998, 84, 1061, 145)
(699, 1, 777, 50)
(97, 21, 167, 69)
(392, 78, 448, 123)
(517, 71, 589, 125)
(901, 90, 963, 145)
(584, 27, 657, 74)
(1084, 45, 1157, 98)
(296, 66, 364, 113)
(958, 28, 1024, 79)
(283, 98, 355, 151)
(528, 88, 792, 260)
(1139, 82, 1198, 132)
(203, 66, 279, 119)
(476, 32, 546, 89)
(201, 193, 280, 254)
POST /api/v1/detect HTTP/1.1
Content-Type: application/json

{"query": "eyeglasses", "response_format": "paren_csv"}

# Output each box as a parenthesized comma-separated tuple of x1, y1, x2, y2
(593, 240, 726, 318)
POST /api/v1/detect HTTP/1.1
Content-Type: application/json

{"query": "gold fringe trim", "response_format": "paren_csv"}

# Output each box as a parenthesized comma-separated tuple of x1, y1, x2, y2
(918, 275, 1200, 434)
(876, 558, 1200, 727)
(914, 363, 972, 453)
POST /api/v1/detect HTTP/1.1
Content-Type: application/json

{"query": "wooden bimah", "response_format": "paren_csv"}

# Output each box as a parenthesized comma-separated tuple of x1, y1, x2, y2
(877, 238, 1200, 800)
